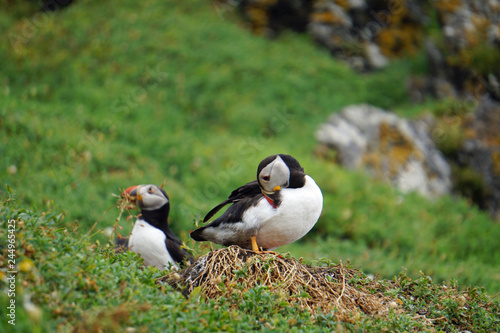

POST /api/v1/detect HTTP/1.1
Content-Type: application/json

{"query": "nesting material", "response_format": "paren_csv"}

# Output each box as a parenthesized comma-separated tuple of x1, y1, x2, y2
(113, 190, 138, 237)
(158, 246, 402, 322)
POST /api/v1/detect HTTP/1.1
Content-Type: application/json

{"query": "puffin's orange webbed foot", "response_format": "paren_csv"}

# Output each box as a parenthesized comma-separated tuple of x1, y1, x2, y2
(250, 235, 260, 252)
(249, 236, 280, 256)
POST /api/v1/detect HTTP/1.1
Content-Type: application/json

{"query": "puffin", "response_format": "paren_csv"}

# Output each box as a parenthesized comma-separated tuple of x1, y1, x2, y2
(190, 154, 323, 252)
(122, 184, 194, 269)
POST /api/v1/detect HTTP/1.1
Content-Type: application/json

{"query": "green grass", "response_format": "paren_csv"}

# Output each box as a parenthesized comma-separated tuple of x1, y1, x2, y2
(1, 0, 499, 330)
(1, 193, 499, 332)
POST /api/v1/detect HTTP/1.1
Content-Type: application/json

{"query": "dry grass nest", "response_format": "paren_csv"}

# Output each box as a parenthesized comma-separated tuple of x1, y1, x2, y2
(157, 246, 404, 323)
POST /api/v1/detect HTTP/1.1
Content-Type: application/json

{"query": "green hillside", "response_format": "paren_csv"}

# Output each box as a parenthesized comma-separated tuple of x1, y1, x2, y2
(1, 0, 499, 331)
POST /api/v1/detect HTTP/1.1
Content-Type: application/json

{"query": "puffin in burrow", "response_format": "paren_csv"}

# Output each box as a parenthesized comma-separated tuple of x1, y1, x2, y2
(190, 154, 323, 252)
(122, 184, 194, 269)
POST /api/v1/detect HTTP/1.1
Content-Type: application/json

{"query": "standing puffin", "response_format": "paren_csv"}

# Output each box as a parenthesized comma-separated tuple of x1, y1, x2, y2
(122, 184, 194, 269)
(190, 154, 323, 251)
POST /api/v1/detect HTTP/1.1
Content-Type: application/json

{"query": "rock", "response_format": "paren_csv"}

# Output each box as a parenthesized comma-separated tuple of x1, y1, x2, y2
(366, 43, 389, 69)
(235, 0, 499, 95)
(457, 98, 500, 219)
(316, 104, 452, 198)
(235, 0, 426, 70)
(309, 0, 424, 70)
(411, 0, 500, 102)
(41, 0, 75, 12)
(238, 0, 313, 37)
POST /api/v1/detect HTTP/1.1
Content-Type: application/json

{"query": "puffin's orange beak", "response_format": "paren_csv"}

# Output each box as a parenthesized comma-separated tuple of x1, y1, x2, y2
(122, 185, 139, 204)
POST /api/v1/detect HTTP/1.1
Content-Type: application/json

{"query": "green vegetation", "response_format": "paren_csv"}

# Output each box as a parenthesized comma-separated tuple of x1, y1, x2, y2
(1, 0, 499, 330)
(1, 195, 499, 331)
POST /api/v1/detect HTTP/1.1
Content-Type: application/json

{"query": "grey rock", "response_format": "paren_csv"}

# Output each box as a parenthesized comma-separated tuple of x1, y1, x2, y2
(366, 43, 389, 69)
(419, 0, 500, 101)
(457, 98, 500, 219)
(316, 104, 452, 198)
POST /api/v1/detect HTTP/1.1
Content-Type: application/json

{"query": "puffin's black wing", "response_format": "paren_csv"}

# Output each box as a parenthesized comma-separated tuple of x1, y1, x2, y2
(164, 229, 194, 265)
(191, 193, 264, 242)
(203, 180, 261, 222)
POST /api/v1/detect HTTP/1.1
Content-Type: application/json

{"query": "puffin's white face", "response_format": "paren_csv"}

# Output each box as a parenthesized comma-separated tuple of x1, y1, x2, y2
(258, 155, 290, 194)
(124, 184, 169, 211)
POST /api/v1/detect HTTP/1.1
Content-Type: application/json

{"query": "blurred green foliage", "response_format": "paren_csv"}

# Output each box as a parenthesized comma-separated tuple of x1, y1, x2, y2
(1, 0, 415, 235)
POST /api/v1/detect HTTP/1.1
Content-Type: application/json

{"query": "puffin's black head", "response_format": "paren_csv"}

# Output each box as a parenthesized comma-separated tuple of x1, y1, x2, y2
(257, 154, 305, 194)
(122, 185, 170, 224)
(123, 184, 171, 231)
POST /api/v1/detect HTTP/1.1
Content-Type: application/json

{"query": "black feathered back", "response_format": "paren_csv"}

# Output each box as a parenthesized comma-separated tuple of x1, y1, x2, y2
(202, 180, 261, 222)
(198, 154, 306, 227)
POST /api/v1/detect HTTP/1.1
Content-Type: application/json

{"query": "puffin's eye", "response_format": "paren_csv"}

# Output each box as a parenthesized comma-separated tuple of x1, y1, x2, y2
(262, 175, 270, 181)
(148, 187, 154, 194)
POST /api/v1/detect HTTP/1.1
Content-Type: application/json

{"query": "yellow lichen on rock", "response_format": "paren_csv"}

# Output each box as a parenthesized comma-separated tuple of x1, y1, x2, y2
(360, 122, 423, 181)
(436, 0, 463, 14)
(492, 152, 500, 176)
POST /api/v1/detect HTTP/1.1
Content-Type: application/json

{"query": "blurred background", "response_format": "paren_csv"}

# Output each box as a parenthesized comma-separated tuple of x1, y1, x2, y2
(1, 0, 499, 296)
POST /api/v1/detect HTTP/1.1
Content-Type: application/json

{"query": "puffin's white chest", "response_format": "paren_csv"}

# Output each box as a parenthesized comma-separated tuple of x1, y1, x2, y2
(128, 220, 177, 270)
(246, 175, 323, 249)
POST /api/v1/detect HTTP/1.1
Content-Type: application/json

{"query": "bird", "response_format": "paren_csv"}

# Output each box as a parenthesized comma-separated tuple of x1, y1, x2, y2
(122, 184, 194, 270)
(190, 154, 323, 252)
